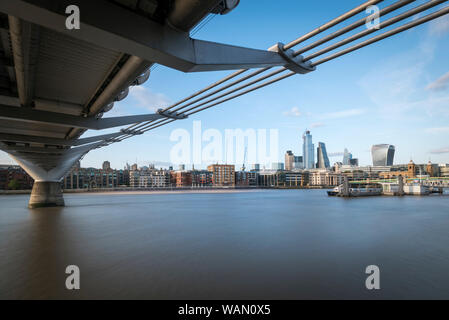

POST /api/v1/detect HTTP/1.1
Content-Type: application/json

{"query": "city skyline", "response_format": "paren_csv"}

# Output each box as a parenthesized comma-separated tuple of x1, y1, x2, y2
(0, 129, 443, 171)
(1, 0, 448, 169)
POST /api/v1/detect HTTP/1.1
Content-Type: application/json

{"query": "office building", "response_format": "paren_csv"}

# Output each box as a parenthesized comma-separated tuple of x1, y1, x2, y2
(293, 156, 303, 169)
(302, 130, 314, 169)
(285, 151, 295, 171)
(371, 144, 395, 166)
(316, 142, 330, 169)
(342, 148, 352, 165)
(285, 151, 303, 171)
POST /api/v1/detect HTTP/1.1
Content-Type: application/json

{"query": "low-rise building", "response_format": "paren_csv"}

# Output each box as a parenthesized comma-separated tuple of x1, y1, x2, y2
(174, 171, 192, 187)
(64, 167, 129, 189)
(208, 164, 235, 187)
(309, 170, 344, 187)
(235, 171, 249, 186)
(191, 170, 213, 187)
(258, 170, 284, 187)
(439, 164, 449, 177)
(137, 170, 170, 188)
(0, 165, 34, 190)
(247, 171, 259, 186)
(285, 171, 307, 187)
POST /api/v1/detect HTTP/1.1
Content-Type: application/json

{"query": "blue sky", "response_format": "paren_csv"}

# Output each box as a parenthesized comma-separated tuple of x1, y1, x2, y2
(1, 0, 449, 169)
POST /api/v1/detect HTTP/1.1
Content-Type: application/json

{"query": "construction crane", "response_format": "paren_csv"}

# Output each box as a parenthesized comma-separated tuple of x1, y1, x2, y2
(241, 145, 247, 172)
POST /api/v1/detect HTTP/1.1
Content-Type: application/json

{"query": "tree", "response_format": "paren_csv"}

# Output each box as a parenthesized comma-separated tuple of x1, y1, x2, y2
(8, 179, 20, 190)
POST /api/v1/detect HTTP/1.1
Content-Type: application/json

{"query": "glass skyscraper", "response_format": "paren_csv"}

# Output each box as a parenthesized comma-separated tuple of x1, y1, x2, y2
(302, 130, 314, 169)
(342, 148, 352, 165)
(316, 142, 330, 168)
(371, 144, 395, 166)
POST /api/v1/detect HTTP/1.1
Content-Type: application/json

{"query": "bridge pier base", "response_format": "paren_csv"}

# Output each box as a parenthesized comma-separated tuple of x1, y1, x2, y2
(28, 181, 65, 208)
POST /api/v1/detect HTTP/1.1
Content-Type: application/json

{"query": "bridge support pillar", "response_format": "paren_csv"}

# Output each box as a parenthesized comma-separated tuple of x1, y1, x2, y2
(341, 177, 349, 197)
(398, 175, 404, 196)
(7, 146, 89, 208)
(28, 181, 65, 208)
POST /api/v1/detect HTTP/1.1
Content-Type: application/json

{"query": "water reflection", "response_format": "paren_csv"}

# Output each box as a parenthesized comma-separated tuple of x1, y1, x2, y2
(1, 190, 449, 299)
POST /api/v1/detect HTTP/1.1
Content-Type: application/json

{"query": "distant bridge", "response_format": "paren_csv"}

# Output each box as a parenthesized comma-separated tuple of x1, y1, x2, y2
(0, 0, 448, 207)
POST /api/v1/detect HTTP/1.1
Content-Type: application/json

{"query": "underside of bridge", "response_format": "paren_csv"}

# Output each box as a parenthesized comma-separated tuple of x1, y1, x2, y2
(0, 0, 293, 208)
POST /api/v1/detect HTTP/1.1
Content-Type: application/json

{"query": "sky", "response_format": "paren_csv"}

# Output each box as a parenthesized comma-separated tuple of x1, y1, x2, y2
(1, 0, 449, 170)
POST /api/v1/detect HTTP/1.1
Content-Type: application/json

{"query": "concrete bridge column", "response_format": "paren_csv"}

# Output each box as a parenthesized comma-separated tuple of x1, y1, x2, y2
(29, 181, 64, 208)
(342, 177, 349, 197)
(6, 145, 92, 208)
(398, 175, 404, 196)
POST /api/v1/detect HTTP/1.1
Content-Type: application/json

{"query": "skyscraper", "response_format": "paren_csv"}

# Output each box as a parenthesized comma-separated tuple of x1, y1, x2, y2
(342, 148, 352, 165)
(294, 156, 303, 169)
(371, 144, 395, 166)
(316, 142, 330, 169)
(285, 150, 295, 171)
(302, 130, 314, 169)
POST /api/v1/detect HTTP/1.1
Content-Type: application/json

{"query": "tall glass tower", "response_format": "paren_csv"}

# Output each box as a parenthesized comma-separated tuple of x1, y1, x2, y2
(317, 142, 330, 168)
(302, 130, 314, 169)
(342, 148, 352, 165)
(371, 144, 395, 166)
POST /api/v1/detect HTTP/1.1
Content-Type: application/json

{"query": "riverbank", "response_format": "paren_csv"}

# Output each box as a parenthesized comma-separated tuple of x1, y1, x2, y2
(0, 185, 332, 195)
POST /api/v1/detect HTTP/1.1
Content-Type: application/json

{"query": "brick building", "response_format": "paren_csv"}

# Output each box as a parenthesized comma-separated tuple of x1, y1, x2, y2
(0, 165, 34, 190)
(207, 164, 235, 187)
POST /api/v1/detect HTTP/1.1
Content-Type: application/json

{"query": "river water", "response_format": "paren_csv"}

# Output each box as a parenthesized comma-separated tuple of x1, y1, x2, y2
(1, 189, 449, 299)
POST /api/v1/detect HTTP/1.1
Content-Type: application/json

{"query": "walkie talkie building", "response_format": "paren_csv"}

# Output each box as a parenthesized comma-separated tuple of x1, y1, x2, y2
(371, 144, 395, 166)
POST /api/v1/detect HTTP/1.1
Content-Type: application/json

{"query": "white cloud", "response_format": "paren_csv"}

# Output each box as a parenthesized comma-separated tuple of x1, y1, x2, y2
(310, 122, 325, 128)
(128, 86, 171, 112)
(425, 127, 449, 134)
(282, 107, 302, 117)
(426, 71, 449, 91)
(321, 108, 365, 119)
(429, 14, 449, 36)
(429, 147, 449, 154)
(358, 35, 449, 118)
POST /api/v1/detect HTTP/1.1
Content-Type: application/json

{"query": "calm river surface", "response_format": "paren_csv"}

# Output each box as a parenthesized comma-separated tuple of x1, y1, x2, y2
(1, 189, 449, 299)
